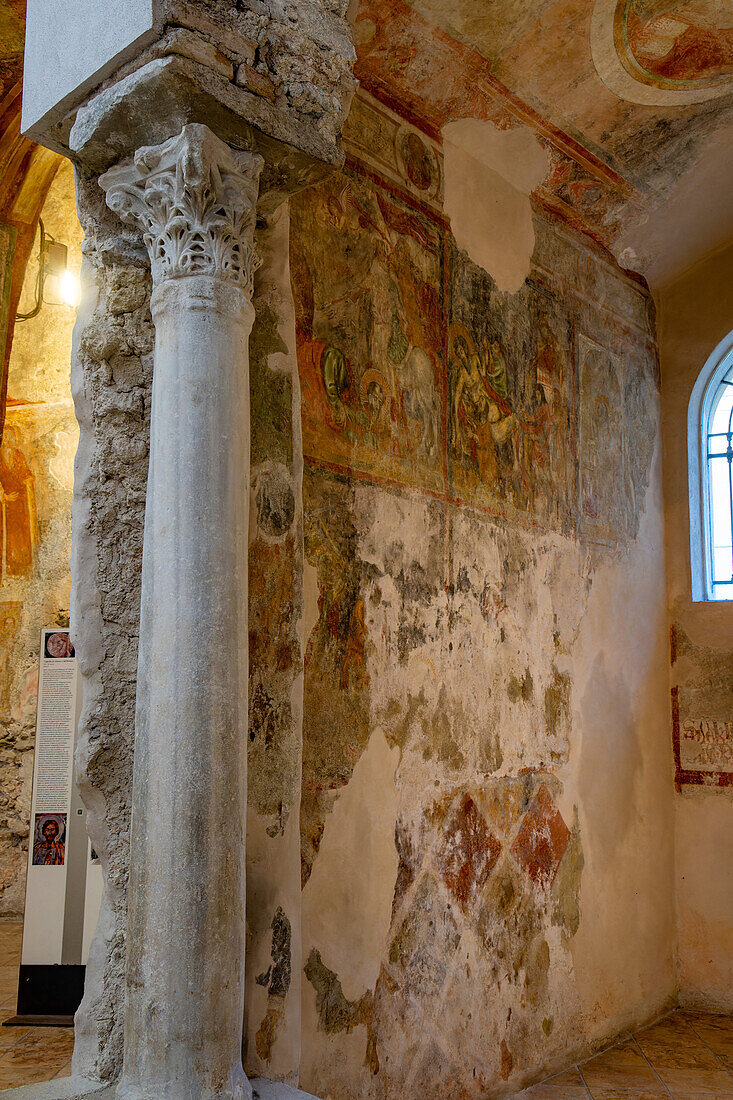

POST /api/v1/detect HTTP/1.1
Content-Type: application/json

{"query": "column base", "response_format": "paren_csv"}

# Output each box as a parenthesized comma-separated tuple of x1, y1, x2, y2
(0, 1078, 319, 1100)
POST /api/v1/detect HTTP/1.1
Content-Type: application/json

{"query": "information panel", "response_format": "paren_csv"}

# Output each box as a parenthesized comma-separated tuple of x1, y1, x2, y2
(12, 629, 102, 1021)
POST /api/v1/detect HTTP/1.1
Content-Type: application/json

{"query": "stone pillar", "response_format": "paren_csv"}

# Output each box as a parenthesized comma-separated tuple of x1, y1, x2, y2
(99, 123, 263, 1100)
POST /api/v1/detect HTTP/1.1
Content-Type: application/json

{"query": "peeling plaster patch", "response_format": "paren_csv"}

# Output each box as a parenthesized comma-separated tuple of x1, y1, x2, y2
(304, 948, 372, 1034)
(442, 119, 548, 293)
(256, 907, 292, 999)
(302, 560, 320, 646)
(302, 729, 399, 1003)
(254, 907, 292, 1065)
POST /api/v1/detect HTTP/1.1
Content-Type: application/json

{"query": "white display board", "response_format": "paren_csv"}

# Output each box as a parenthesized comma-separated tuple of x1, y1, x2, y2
(21, 629, 101, 971)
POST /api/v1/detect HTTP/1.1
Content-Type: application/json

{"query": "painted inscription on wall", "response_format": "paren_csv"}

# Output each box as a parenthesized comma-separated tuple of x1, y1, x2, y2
(680, 718, 733, 774)
(671, 628, 733, 790)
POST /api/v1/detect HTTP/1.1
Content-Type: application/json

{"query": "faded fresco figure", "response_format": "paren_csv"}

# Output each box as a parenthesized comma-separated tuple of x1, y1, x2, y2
(0, 601, 22, 720)
(340, 596, 369, 690)
(0, 424, 38, 580)
(448, 248, 574, 528)
(531, 313, 569, 521)
(383, 237, 440, 459)
(624, 0, 733, 83)
(579, 337, 630, 543)
(451, 329, 525, 503)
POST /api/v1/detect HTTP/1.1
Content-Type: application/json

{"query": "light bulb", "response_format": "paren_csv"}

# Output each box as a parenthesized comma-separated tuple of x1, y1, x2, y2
(59, 268, 80, 308)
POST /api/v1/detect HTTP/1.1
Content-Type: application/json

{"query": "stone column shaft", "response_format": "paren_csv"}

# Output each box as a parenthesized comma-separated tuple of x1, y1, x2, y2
(100, 124, 263, 1100)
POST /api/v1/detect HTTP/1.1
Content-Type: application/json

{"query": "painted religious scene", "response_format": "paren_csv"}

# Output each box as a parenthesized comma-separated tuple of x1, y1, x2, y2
(448, 245, 574, 531)
(290, 170, 445, 494)
(617, 0, 733, 89)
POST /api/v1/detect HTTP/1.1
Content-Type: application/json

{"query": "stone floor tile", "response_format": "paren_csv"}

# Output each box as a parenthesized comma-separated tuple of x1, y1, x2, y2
(585, 1040, 652, 1071)
(653, 1065, 733, 1094)
(581, 1090, 669, 1099)
(580, 1040, 668, 1097)
(5, 1027, 76, 1065)
(0, 1062, 60, 1089)
(669, 1093, 733, 1099)
(683, 1014, 733, 1067)
(0, 1024, 30, 1055)
(512, 1066, 590, 1097)
(635, 1015, 719, 1072)
(0, 967, 20, 1001)
(513, 1086, 589, 1098)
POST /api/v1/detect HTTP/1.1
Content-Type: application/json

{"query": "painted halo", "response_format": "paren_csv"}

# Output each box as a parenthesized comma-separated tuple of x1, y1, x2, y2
(591, 0, 733, 104)
(360, 366, 391, 407)
(34, 813, 66, 844)
(394, 126, 441, 200)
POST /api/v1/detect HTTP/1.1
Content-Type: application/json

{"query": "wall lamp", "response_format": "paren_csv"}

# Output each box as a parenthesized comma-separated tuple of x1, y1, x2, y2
(15, 219, 80, 322)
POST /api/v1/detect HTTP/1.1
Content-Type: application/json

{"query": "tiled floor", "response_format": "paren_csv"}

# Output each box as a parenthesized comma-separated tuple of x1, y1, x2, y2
(0, 923, 73, 1091)
(1, 919, 733, 1097)
(514, 1011, 733, 1098)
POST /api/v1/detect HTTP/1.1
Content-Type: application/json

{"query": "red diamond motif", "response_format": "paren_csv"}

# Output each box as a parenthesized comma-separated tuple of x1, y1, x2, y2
(436, 794, 501, 910)
(510, 784, 570, 886)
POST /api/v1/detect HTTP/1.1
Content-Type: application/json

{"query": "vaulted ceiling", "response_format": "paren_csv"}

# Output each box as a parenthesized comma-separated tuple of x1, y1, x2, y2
(0, 0, 730, 345)
(353, 0, 733, 283)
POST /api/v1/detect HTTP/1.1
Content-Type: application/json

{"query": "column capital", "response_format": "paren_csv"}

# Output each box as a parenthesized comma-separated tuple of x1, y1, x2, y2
(100, 123, 264, 296)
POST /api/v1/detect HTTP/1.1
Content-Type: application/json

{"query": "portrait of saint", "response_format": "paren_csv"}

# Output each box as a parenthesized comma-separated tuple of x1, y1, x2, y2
(44, 631, 75, 659)
(32, 813, 66, 866)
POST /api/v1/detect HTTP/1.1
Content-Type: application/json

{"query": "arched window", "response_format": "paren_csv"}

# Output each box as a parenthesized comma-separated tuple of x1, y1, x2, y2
(689, 330, 733, 601)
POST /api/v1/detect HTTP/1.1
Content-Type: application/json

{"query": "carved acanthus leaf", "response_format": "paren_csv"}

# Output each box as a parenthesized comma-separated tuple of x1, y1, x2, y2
(100, 124, 264, 296)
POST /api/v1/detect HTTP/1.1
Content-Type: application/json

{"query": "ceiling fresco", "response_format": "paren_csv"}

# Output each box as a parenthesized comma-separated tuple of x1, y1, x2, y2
(592, 0, 733, 104)
(353, 0, 733, 279)
(0, 0, 23, 99)
(0, 0, 729, 288)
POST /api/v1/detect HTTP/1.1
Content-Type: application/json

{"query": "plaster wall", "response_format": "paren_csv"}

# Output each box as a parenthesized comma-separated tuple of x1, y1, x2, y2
(0, 162, 80, 919)
(290, 102, 675, 1097)
(657, 242, 733, 1010)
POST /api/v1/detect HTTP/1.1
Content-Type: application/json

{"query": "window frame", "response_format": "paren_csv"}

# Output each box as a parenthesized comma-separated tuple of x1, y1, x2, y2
(688, 329, 733, 602)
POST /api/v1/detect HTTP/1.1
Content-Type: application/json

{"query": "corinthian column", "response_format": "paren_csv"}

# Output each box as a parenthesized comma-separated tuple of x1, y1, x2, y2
(99, 124, 263, 1100)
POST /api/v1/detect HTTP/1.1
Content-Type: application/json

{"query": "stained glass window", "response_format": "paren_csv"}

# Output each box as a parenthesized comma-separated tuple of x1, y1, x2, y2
(705, 361, 733, 600)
